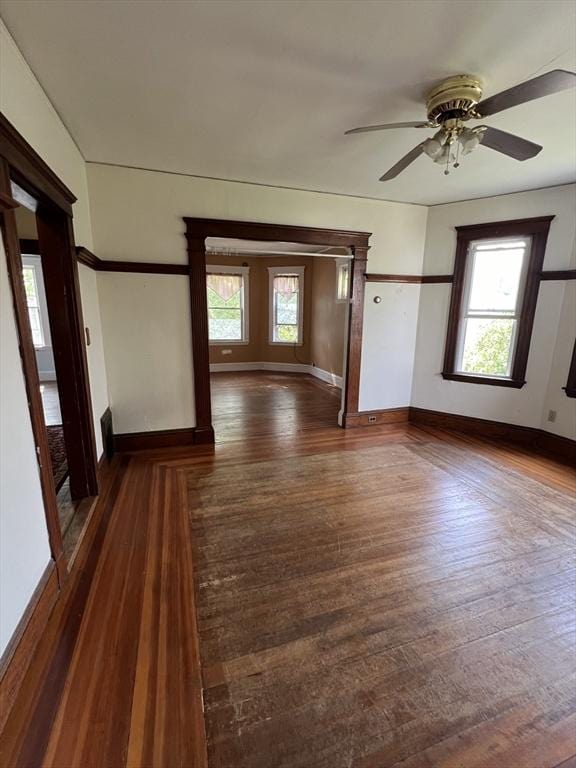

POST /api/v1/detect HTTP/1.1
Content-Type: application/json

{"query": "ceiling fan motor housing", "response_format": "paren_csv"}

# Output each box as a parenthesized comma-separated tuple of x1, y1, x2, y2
(426, 75, 483, 124)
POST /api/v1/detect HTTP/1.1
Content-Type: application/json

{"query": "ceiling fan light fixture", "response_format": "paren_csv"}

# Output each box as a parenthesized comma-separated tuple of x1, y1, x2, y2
(459, 126, 484, 154)
(422, 130, 445, 159)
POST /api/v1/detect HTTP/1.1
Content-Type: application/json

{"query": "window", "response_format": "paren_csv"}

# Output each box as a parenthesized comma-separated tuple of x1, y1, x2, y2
(336, 259, 351, 302)
(565, 341, 576, 398)
(206, 266, 249, 343)
(22, 264, 45, 347)
(269, 266, 304, 344)
(443, 216, 553, 388)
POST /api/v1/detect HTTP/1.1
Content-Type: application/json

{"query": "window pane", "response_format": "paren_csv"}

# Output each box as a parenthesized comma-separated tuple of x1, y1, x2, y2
(276, 324, 298, 343)
(207, 274, 242, 307)
(337, 264, 350, 300)
(208, 314, 242, 341)
(22, 266, 39, 308)
(206, 273, 244, 341)
(468, 243, 527, 314)
(275, 292, 298, 325)
(28, 307, 44, 347)
(460, 318, 515, 376)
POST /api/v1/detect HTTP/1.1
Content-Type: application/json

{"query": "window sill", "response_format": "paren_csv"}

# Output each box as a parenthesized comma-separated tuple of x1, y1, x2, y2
(269, 341, 304, 346)
(209, 340, 249, 346)
(441, 372, 526, 389)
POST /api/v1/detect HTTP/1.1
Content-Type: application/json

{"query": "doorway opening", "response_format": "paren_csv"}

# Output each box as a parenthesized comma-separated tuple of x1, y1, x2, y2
(205, 238, 352, 441)
(14, 201, 97, 558)
(184, 217, 371, 445)
(1, 120, 98, 581)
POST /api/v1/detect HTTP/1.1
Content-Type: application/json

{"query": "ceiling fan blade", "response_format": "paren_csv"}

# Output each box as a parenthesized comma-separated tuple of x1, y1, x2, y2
(345, 121, 428, 135)
(477, 69, 576, 117)
(379, 144, 424, 181)
(479, 126, 542, 160)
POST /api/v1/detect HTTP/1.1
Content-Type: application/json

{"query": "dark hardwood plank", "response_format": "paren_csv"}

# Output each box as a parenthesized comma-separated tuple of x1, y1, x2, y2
(1, 379, 574, 767)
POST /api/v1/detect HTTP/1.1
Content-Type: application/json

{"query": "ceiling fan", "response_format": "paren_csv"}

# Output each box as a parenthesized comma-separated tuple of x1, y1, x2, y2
(345, 70, 576, 181)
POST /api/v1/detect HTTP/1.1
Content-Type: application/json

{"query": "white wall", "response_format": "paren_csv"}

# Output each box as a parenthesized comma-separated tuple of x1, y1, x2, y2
(0, 22, 110, 655)
(98, 273, 195, 433)
(88, 162, 428, 431)
(0, 20, 109, 456)
(411, 184, 576, 437)
(0, 241, 52, 655)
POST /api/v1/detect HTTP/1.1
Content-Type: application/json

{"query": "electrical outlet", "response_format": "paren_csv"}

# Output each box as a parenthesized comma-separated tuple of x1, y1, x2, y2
(547, 409, 557, 423)
(368, 415, 377, 424)
(221, 349, 232, 355)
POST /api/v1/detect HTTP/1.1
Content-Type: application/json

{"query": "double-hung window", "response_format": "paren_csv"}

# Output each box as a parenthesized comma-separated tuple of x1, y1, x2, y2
(443, 217, 552, 387)
(22, 263, 45, 348)
(206, 265, 249, 343)
(269, 266, 304, 344)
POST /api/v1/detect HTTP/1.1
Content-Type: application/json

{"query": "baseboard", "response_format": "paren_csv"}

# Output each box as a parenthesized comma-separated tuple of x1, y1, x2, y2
(210, 361, 342, 388)
(38, 371, 56, 382)
(344, 407, 410, 427)
(409, 407, 576, 463)
(0, 562, 59, 734)
(114, 427, 198, 452)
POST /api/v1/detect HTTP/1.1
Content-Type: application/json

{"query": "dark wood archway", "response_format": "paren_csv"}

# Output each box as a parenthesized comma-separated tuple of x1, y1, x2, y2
(183, 217, 371, 442)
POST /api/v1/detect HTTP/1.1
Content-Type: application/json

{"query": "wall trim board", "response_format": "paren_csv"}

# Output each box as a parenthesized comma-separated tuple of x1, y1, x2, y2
(365, 270, 574, 285)
(209, 362, 343, 388)
(114, 427, 198, 452)
(365, 273, 453, 284)
(408, 407, 575, 463)
(0, 562, 59, 734)
(540, 269, 576, 281)
(344, 407, 410, 427)
(75, 247, 188, 275)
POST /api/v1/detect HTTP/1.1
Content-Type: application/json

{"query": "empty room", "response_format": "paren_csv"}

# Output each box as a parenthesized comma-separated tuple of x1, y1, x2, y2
(0, 2, 575, 767)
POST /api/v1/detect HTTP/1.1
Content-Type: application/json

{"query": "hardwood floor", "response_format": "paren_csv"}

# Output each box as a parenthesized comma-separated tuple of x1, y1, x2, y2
(1, 407, 575, 766)
(39, 382, 61, 427)
(210, 371, 341, 441)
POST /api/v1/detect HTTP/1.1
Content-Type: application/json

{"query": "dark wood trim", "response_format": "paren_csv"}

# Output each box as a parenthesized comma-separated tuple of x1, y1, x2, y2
(100, 407, 114, 460)
(441, 372, 526, 388)
(75, 246, 101, 270)
(409, 407, 575, 464)
(442, 216, 553, 389)
(18, 238, 40, 255)
(36, 208, 98, 499)
(184, 217, 371, 438)
(75, 246, 188, 275)
(344, 407, 409, 427)
(365, 273, 453, 284)
(0, 159, 66, 583)
(184, 217, 370, 248)
(114, 427, 198, 452)
(0, 190, 19, 211)
(565, 341, 576, 398)
(455, 216, 555, 237)
(0, 114, 76, 215)
(99, 260, 189, 275)
(0, 563, 59, 734)
(540, 269, 576, 281)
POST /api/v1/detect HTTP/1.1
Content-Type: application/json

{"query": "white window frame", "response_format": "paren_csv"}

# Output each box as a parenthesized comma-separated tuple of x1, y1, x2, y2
(454, 236, 531, 379)
(268, 265, 305, 345)
(206, 264, 249, 345)
(22, 262, 45, 349)
(335, 258, 352, 303)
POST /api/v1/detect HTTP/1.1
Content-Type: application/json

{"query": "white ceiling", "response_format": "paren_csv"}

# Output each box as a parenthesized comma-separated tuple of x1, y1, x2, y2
(1, 0, 575, 205)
